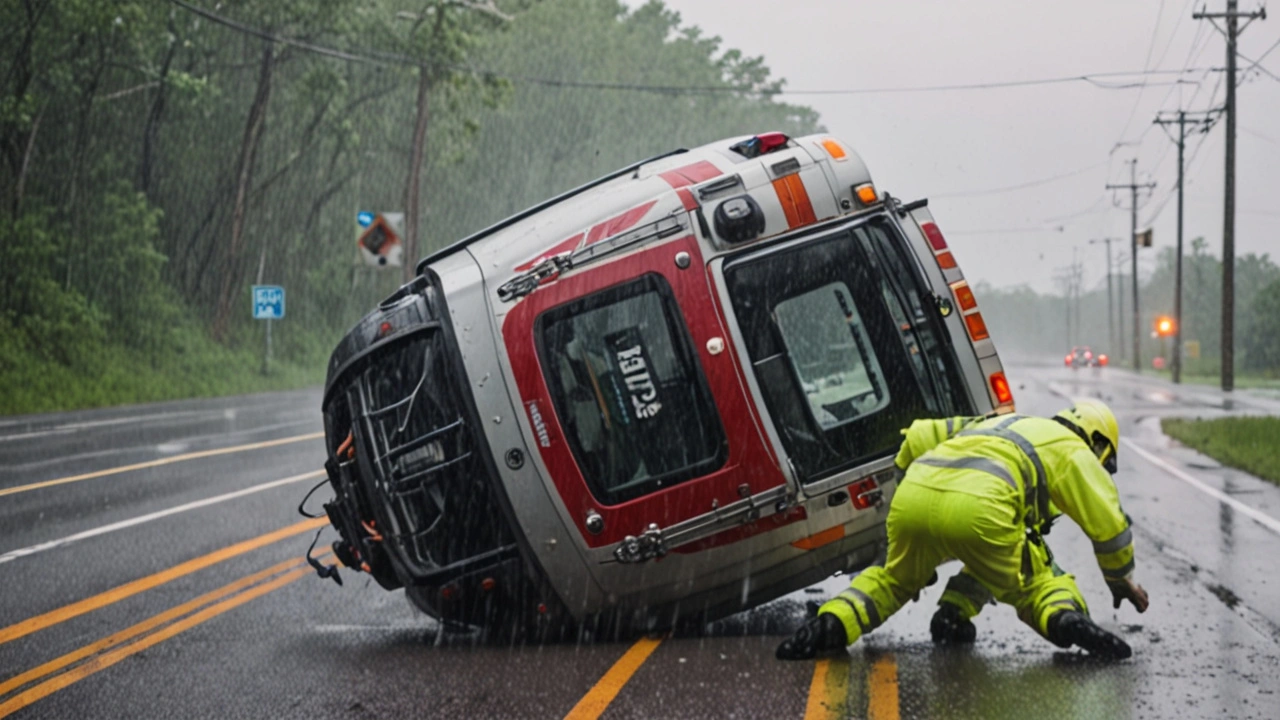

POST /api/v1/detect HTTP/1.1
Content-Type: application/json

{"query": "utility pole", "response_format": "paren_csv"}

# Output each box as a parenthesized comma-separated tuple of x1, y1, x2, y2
(1107, 160, 1156, 372)
(1154, 110, 1218, 384)
(1194, 0, 1266, 391)
(1089, 238, 1120, 353)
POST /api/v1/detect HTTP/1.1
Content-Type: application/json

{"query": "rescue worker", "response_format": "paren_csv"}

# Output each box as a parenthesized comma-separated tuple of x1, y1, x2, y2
(776, 399, 1149, 661)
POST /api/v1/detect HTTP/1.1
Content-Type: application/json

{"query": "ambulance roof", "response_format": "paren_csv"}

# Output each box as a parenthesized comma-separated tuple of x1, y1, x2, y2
(418, 133, 874, 283)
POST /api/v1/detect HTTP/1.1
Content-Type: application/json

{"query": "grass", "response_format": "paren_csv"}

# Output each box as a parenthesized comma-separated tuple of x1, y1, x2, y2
(1161, 416, 1280, 486)
(1146, 370, 1280, 391)
(0, 324, 328, 416)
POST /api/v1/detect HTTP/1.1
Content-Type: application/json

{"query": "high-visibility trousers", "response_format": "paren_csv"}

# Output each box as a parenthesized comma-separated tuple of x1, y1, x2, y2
(820, 476, 1088, 645)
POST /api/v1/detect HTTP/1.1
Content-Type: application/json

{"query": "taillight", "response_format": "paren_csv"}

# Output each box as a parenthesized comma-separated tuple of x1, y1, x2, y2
(950, 281, 977, 312)
(1065, 354, 1073, 366)
(964, 312, 990, 341)
(849, 478, 882, 510)
(990, 372, 1014, 405)
(1099, 354, 1109, 366)
(922, 222, 947, 251)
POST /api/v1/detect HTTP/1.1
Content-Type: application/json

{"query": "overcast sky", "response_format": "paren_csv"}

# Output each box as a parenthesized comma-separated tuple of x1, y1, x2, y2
(624, 0, 1280, 293)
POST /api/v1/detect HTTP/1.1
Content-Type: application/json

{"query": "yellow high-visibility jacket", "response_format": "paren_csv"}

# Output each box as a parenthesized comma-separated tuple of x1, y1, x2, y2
(893, 415, 1135, 583)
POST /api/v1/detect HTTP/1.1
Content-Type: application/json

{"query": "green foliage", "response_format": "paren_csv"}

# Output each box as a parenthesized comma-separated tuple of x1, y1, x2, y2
(1243, 279, 1280, 374)
(977, 239, 1280, 377)
(1162, 416, 1280, 486)
(0, 0, 823, 414)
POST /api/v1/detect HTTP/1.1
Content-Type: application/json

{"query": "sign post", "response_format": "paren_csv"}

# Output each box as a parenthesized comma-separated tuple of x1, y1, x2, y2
(252, 285, 285, 375)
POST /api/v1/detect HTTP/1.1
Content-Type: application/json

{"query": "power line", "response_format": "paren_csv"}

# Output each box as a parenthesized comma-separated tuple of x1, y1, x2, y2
(1114, 0, 1172, 144)
(930, 162, 1106, 199)
(945, 226, 1066, 236)
(169, 0, 1214, 97)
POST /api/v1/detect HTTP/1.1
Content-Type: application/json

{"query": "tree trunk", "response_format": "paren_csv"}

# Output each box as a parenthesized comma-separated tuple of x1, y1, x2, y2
(403, 67, 430, 284)
(11, 106, 42, 219)
(2, 0, 51, 180)
(140, 29, 178, 196)
(212, 43, 275, 342)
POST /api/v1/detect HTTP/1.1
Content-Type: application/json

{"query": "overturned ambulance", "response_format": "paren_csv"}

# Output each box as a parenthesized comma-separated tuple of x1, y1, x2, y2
(318, 132, 1013, 635)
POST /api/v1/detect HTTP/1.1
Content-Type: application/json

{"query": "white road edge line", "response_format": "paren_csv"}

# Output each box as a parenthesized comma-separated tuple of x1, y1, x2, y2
(1121, 437, 1280, 536)
(0, 469, 325, 565)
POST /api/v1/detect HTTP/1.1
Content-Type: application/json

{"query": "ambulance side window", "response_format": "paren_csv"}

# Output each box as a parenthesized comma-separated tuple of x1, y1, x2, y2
(536, 274, 728, 505)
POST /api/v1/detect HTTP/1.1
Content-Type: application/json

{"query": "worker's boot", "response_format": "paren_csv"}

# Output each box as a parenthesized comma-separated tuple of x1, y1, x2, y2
(1047, 610, 1132, 660)
(776, 613, 849, 661)
(929, 603, 976, 644)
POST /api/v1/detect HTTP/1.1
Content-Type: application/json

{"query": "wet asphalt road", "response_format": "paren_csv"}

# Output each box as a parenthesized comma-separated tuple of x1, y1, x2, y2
(1, 363, 1279, 719)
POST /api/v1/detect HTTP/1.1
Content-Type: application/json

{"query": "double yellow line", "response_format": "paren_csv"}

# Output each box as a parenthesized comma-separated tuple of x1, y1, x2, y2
(805, 654, 899, 720)
(0, 518, 327, 717)
(561, 638, 899, 719)
(560, 637, 898, 720)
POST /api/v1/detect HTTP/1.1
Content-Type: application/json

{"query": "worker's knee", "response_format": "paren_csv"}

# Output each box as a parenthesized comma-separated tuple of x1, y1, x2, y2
(938, 571, 995, 619)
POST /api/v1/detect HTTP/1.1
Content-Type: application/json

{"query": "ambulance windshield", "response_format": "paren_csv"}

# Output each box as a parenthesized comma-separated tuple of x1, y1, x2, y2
(725, 216, 969, 482)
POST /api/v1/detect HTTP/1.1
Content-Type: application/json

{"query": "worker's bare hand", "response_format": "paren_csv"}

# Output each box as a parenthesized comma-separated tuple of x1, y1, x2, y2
(1107, 577, 1149, 613)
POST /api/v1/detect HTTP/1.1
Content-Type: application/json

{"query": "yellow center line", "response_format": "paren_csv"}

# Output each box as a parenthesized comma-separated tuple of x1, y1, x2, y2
(0, 565, 313, 718)
(804, 656, 850, 720)
(0, 517, 327, 646)
(563, 636, 663, 720)
(0, 431, 324, 498)
(868, 655, 900, 720)
(0, 556, 310, 697)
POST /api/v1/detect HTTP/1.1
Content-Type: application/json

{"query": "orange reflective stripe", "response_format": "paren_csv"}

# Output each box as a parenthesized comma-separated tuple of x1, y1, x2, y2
(791, 525, 845, 550)
(772, 174, 817, 228)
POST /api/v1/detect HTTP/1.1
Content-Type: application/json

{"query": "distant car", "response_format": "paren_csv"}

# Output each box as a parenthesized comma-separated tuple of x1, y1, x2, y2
(1065, 345, 1107, 369)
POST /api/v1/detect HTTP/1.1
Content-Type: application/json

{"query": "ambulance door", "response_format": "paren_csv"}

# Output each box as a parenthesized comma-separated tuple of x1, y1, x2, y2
(500, 232, 788, 557)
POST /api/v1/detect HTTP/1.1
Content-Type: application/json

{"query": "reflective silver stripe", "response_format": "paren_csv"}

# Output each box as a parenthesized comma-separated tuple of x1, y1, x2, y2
(946, 417, 955, 436)
(961, 417, 1051, 527)
(915, 455, 1018, 492)
(945, 572, 993, 604)
(832, 596, 868, 633)
(842, 587, 882, 629)
(995, 415, 1022, 431)
(1092, 527, 1133, 555)
(1102, 559, 1136, 579)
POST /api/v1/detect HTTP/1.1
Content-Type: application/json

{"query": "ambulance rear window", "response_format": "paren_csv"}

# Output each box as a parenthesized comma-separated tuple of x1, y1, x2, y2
(537, 274, 727, 505)
(725, 217, 963, 482)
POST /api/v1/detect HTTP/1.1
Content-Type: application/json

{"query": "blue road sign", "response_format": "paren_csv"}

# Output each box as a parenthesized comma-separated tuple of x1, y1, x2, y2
(356, 211, 375, 228)
(252, 285, 285, 319)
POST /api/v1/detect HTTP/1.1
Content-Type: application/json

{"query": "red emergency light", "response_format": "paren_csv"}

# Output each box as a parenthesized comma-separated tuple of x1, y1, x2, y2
(990, 372, 1014, 405)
